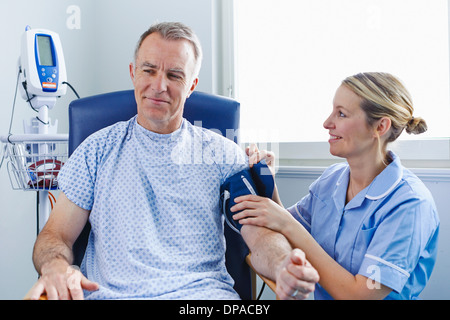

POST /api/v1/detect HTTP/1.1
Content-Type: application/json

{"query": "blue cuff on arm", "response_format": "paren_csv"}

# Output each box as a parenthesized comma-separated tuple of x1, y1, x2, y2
(220, 160, 274, 233)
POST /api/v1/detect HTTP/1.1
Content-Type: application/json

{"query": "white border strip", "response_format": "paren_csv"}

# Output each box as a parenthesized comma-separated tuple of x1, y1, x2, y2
(365, 254, 410, 277)
(366, 176, 403, 200)
(275, 166, 450, 183)
(293, 205, 311, 229)
(276, 139, 450, 161)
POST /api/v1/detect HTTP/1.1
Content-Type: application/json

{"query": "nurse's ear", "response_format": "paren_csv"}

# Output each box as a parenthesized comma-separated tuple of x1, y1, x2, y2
(374, 117, 392, 139)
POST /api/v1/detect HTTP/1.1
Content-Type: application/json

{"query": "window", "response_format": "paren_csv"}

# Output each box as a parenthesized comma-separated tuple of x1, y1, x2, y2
(232, 0, 450, 146)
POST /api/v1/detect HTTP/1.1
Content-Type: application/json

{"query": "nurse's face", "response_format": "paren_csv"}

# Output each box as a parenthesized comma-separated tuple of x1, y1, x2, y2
(323, 85, 377, 160)
(130, 33, 198, 134)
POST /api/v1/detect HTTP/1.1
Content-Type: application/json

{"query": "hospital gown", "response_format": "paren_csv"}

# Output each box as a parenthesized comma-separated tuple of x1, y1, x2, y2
(58, 116, 248, 299)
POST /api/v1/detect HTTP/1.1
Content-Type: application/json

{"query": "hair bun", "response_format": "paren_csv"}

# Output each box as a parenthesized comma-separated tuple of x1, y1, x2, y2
(406, 116, 427, 134)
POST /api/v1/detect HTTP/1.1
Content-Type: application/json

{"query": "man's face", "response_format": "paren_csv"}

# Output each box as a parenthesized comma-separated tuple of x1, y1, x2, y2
(130, 32, 198, 133)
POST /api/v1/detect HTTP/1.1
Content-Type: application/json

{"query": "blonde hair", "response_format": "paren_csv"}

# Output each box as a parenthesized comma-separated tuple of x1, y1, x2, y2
(342, 72, 427, 144)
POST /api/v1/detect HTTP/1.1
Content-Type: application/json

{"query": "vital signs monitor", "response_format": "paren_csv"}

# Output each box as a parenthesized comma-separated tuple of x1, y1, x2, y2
(18, 27, 67, 109)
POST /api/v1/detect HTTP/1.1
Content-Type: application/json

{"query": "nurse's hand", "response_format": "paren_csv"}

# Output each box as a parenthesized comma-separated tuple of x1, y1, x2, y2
(276, 248, 319, 300)
(231, 194, 295, 233)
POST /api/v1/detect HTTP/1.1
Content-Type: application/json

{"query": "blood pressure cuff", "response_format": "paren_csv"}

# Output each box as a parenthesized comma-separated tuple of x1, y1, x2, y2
(220, 160, 275, 233)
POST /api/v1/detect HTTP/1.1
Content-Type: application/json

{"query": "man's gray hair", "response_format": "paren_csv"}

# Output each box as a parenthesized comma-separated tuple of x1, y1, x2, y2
(134, 22, 203, 78)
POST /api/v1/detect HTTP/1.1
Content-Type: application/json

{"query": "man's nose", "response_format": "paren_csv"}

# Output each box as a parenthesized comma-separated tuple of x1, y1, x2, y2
(152, 73, 168, 93)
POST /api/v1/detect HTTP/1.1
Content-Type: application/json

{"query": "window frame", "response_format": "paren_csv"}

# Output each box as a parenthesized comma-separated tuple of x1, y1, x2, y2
(213, 0, 450, 168)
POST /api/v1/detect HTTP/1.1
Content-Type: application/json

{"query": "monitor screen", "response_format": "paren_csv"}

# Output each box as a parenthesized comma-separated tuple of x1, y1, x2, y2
(37, 35, 54, 66)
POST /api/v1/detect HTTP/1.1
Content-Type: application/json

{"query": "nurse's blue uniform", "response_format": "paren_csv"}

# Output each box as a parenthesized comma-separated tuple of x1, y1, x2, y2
(287, 151, 439, 300)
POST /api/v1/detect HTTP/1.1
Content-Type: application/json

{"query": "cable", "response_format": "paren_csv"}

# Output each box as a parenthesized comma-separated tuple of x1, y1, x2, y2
(0, 69, 21, 169)
(63, 81, 80, 99)
(256, 282, 266, 300)
(22, 80, 39, 113)
(36, 192, 40, 237)
(48, 191, 56, 203)
(35, 116, 49, 125)
(48, 194, 53, 210)
(48, 192, 56, 209)
(22, 79, 81, 129)
(8, 70, 20, 137)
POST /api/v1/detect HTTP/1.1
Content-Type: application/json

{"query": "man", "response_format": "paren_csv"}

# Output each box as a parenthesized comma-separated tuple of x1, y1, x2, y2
(27, 22, 319, 300)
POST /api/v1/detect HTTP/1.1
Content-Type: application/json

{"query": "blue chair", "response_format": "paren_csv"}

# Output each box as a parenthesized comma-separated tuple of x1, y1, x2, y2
(68, 90, 253, 299)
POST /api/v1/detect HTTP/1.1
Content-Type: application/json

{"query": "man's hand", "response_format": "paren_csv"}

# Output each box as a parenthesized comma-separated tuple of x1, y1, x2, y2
(28, 192, 96, 300)
(276, 248, 319, 300)
(26, 261, 99, 300)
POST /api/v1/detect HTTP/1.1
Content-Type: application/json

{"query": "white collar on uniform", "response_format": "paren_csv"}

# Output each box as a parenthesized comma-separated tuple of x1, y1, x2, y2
(334, 151, 403, 211)
(365, 151, 403, 201)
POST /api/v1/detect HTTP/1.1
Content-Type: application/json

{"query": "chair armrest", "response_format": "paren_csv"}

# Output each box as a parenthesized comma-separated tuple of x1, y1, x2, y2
(23, 288, 47, 300)
(26, 255, 276, 300)
(245, 253, 277, 294)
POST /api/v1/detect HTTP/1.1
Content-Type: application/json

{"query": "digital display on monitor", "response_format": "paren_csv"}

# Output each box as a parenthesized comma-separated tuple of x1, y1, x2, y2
(37, 35, 54, 66)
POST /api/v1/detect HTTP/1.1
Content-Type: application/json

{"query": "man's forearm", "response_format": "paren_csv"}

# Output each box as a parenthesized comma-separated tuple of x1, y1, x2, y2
(33, 229, 74, 275)
(241, 224, 292, 281)
(32, 192, 89, 275)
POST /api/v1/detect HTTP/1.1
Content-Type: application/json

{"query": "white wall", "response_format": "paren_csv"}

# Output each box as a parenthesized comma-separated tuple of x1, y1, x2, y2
(1, 0, 448, 301)
(89, 0, 215, 95)
(275, 167, 450, 300)
(0, 0, 214, 299)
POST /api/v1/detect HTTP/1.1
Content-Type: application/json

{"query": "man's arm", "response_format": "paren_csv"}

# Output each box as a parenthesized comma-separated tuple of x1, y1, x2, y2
(241, 144, 319, 299)
(241, 224, 319, 300)
(28, 192, 98, 300)
(241, 225, 289, 280)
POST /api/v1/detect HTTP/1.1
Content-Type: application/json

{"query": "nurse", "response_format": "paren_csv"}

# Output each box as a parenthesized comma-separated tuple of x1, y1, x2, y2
(231, 72, 440, 300)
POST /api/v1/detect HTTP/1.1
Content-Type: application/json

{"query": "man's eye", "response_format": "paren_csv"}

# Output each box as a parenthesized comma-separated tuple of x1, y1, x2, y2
(339, 111, 346, 117)
(168, 73, 182, 80)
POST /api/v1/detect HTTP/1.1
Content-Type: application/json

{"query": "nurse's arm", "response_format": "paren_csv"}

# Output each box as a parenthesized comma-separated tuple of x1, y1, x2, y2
(283, 220, 392, 300)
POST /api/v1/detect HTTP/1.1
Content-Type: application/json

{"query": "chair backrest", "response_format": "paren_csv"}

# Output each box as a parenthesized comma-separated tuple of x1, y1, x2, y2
(68, 90, 252, 299)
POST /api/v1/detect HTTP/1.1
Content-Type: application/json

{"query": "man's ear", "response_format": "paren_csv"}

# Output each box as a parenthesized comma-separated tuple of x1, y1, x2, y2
(375, 117, 392, 138)
(187, 77, 199, 98)
(129, 63, 135, 84)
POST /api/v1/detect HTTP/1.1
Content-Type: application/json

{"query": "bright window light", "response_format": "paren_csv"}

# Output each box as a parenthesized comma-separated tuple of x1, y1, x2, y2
(234, 0, 450, 143)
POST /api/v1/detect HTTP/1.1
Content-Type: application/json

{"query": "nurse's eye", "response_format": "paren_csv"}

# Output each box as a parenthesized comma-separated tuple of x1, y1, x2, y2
(339, 111, 346, 118)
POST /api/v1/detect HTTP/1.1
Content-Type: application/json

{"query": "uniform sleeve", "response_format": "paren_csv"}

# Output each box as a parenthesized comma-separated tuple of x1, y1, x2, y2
(286, 176, 325, 234)
(358, 197, 439, 294)
(287, 164, 346, 234)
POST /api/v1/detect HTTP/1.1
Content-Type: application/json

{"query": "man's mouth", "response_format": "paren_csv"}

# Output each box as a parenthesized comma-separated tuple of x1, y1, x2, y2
(145, 96, 169, 104)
